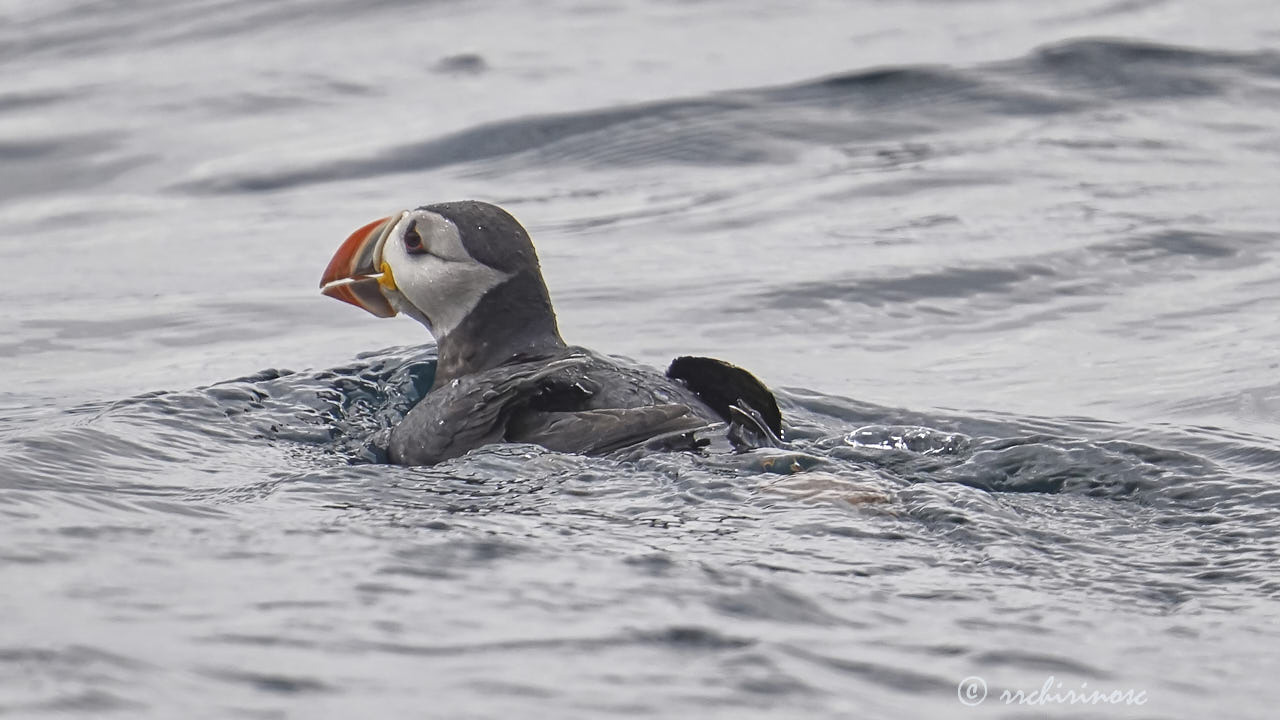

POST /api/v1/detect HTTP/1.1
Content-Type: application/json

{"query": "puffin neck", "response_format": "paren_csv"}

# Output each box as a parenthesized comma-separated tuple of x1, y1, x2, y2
(431, 270, 567, 386)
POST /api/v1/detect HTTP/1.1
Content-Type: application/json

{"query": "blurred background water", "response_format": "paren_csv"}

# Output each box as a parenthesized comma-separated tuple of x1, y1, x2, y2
(2, 0, 1280, 717)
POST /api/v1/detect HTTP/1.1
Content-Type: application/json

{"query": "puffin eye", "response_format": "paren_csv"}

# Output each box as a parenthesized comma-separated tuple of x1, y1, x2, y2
(403, 223, 426, 255)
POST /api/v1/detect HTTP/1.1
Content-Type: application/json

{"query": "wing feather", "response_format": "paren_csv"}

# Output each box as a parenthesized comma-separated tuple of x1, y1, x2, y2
(507, 404, 710, 455)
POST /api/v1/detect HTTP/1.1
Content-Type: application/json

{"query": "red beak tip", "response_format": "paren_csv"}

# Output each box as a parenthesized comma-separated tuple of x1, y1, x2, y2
(319, 214, 400, 319)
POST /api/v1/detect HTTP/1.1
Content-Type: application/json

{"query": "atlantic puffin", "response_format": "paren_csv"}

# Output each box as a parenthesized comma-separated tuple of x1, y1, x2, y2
(320, 200, 782, 466)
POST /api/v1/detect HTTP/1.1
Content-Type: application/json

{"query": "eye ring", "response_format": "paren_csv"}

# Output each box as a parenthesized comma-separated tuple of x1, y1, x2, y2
(403, 223, 426, 255)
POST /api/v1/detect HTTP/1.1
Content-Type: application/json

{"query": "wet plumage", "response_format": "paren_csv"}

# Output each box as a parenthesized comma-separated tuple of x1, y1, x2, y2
(321, 200, 781, 466)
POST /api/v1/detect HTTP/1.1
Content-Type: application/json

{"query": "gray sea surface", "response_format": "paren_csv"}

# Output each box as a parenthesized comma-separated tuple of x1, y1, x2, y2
(3, 0, 1280, 717)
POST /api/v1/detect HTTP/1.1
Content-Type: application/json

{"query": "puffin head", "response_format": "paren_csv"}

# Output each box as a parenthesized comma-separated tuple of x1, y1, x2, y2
(320, 201, 565, 376)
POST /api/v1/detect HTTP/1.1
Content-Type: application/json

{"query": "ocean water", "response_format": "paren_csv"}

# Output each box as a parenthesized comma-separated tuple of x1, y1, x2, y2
(3, 0, 1280, 717)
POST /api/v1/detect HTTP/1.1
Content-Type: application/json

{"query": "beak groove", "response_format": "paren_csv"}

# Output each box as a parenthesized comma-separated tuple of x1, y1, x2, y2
(320, 214, 402, 318)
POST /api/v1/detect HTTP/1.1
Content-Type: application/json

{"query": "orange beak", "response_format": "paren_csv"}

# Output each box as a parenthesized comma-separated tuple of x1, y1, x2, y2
(319, 214, 402, 318)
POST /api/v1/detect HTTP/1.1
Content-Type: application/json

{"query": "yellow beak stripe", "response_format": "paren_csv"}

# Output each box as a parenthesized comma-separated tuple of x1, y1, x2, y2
(378, 262, 398, 292)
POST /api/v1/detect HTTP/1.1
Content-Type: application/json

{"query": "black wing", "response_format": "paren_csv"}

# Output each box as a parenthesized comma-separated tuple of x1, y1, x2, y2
(666, 356, 783, 438)
(388, 356, 716, 465)
(387, 356, 587, 465)
(506, 404, 711, 455)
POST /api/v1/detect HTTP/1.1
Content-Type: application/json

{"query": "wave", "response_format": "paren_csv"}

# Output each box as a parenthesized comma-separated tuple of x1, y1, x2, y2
(172, 38, 1280, 195)
(4, 344, 1276, 517)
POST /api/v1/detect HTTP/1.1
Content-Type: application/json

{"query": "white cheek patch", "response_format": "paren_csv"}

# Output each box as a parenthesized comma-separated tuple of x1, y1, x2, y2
(382, 211, 511, 340)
